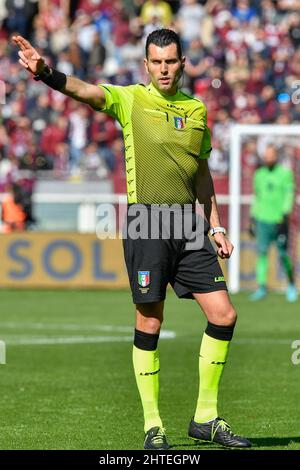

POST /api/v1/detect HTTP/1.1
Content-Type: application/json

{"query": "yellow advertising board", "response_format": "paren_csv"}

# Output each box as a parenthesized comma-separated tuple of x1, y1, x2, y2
(0, 233, 129, 288)
(0, 232, 298, 289)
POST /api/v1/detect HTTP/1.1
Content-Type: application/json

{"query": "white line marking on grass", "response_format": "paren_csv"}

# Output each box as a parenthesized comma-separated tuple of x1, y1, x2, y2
(234, 338, 295, 345)
(3, 329, 176, 346)
(0, 322, 293, 346)
(6, 336, 134, 345)
(0, 322, 134, 332)
(177, 335, 296, 345)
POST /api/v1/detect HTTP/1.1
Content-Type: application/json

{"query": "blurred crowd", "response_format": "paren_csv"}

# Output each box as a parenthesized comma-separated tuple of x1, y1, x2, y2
(1, 0, 300, 200)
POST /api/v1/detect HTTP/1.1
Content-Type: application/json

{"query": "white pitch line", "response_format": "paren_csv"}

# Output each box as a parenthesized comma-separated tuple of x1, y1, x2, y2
(3, 329, 176, 346)
(0, 322, 133, 332)
(234, 338, 296, 345)
(5, 336, 135, 345)
(175, 336, 295, 345)
(4, 335, 296, 346)
(0, 321, 295, 346)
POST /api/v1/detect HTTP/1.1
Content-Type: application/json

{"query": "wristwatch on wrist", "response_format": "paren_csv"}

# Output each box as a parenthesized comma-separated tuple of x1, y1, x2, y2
(209, 226, 227, 236)
(33, 64, 52, 81)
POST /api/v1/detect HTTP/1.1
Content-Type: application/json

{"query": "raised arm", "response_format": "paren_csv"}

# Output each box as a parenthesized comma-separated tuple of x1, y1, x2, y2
(196, 159, 233, 259)
(12, 35, 106, 110)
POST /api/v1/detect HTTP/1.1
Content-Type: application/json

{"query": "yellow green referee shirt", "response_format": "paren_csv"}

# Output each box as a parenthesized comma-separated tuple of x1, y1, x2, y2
(98, 82, 212, 204)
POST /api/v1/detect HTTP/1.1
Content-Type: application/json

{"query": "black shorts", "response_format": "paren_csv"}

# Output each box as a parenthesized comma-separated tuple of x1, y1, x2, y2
(122, 204, 227, 304)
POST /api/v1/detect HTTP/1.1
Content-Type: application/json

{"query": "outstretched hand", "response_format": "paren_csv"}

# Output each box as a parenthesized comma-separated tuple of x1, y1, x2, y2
(213, 232, 234, 259)
(12, 35, 45, 75)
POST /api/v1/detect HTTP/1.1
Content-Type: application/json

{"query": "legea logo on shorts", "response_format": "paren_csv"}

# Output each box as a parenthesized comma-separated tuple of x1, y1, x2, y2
(214, 276, 225, 282)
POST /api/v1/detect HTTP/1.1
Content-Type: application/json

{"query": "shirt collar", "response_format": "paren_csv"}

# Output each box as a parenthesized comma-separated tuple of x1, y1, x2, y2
(146, 82, 181, 101)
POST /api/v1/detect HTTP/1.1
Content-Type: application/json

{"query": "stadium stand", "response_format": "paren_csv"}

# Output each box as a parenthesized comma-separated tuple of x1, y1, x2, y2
(1, 0, 300, 230)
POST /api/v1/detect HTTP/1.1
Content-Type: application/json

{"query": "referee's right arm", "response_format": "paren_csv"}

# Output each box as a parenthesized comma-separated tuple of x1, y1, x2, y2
(12, 35, 106, 110)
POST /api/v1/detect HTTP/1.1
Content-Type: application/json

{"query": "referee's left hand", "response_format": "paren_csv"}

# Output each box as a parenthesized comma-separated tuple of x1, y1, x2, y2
(213, 233, 234, 259)
(12, 35, 45, 75)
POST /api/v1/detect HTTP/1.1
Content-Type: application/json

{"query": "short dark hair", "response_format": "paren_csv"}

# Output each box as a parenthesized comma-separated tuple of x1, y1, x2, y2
(145, 29, 182, 59)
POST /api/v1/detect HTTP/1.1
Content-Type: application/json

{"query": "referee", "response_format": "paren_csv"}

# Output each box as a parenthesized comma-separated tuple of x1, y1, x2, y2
(13, 29, 251, 450)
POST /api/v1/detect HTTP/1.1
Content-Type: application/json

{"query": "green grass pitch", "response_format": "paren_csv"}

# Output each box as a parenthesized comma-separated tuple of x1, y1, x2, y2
(0, 289, 299, 450)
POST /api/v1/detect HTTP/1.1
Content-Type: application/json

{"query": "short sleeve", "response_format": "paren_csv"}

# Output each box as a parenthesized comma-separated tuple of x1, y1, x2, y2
(199, 108, 212, 159)
(97, 84, 135, 127)
(199, 126, 212, 159)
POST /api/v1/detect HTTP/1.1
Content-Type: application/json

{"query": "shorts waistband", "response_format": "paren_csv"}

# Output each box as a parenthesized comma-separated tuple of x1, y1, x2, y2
(127, 203, 196, 212)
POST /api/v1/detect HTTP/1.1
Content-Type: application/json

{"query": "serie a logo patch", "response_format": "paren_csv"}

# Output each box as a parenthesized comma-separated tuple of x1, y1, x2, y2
(174, 116, 184, 130)
(138, 271, 150, 293)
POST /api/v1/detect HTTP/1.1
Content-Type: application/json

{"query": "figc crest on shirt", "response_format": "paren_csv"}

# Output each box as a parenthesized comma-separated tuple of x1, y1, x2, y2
(174, 117, 184, 130)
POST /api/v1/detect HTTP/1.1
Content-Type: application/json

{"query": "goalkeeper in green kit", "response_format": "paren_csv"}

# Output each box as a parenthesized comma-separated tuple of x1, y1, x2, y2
(249, 144, 298, 302)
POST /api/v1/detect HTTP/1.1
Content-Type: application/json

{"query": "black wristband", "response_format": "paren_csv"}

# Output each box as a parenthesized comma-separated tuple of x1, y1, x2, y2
(33, 65, 67, 91)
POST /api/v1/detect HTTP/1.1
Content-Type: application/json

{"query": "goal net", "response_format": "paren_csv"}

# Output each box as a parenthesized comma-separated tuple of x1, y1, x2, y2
(227, 124, 300, 293)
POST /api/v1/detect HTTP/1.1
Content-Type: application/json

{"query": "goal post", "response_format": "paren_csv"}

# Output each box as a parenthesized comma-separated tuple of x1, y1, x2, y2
(228, 124, 300, 293)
